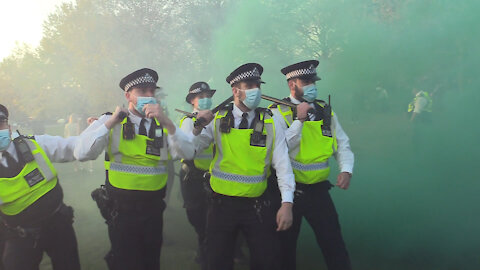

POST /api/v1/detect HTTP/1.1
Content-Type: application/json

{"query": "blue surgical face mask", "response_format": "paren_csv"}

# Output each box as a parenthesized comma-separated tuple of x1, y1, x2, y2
(242, 88, 262, 110)
(0, 129, 11, 152)
(135, 97, 157, 115)
(197, 97, 212, 110)
(302, 84, 318, 102)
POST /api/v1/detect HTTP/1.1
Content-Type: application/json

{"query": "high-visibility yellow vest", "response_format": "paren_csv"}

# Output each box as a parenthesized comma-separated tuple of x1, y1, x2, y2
(408, 91, 433, 113)
(275, 101, 337, 184)
(0, 139, 58, 215)
(209, 108, 275, 197)
(180, 115, 213, 171)
(105, 117, 170, 191)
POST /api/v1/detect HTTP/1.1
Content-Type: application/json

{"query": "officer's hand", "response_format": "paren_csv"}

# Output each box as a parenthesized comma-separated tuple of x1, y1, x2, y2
(144, 103, 177, 135)
(336, 172, 352, 190)
(87, 117, 98, 125)
(193, 110, 214, 136)
(276, 202, 293, 231)
(105, 106, 128, 129)
(296, 102, 311, 122)
(143, 103, 163, 120)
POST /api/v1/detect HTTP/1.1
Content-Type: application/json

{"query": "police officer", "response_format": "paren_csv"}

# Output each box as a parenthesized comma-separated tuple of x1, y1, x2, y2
(74, 68, 194, 270)
(270, 60, 354, 270)
(193, 63, 296, 270)
(179, 81, 216, 267)
(0, 104, 80, 270)
(408, 89, 433, 122)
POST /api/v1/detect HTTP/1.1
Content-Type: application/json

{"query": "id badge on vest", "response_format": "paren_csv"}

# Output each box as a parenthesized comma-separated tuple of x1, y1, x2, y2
(146, 140, 161, 156)
(24, 168, 45, 187)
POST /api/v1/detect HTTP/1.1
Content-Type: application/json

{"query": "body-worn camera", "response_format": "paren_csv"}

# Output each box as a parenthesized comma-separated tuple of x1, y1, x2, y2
(13, 137, 34, 163)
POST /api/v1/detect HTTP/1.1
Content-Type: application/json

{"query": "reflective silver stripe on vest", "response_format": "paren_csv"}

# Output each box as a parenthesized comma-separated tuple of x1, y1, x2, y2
(290, 159, 329, 171)
(109, 163, 166, 175)
(26, 140, 55, 181)
(211, 169, 264, 184)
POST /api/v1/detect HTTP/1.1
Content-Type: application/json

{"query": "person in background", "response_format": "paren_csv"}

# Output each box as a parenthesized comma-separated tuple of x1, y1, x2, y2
(0, 104, 80, 270)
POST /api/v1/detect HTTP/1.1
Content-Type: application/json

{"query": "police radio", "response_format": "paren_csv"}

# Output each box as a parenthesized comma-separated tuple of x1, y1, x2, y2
(250, 109, 270, 147)
(13, 130, 34, 163)
(122, 122, 135, 140)
(321, 95, 332, 137)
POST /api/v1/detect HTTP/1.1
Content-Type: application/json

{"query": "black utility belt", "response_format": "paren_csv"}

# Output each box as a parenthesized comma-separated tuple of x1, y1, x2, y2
(181, 163, 208, 174)
(295, 180, 333, 193)
(1, 202, 65, 229)
(212, 192, 267, 203)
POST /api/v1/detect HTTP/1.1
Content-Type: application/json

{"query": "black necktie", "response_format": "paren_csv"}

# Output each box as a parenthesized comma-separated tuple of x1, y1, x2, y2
(239, 113, 249, 129)
(139, 119, 147, 136)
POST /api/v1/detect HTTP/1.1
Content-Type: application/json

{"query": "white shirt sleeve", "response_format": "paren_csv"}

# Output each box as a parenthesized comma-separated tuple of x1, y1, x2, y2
(73, 114, 196, 161)
(413, 96, 428, 114)
(73, 114, 111, 161)
(180, 117, 194, 133)
(271, 108, 302, 150)
(35, 134, 78, 163)
(193, 120, 215, 154)
(271, 113, 296, 203)
(332, 113, 354, 174)
(167, 125, 195, 160)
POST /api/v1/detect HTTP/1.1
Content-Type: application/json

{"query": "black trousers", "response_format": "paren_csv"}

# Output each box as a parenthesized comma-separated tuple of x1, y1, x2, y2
(179, 166, 209, 268)
(206, 194, 279, 270)
(2, 204, 80, 270)
(278, 181, 351, 270)
(106, 198, 166, 270)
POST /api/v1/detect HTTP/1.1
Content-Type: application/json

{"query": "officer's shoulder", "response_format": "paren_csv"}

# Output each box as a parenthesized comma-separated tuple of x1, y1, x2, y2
(315, 99, 327, 106)
(268, 103, 278, 109)
(218, 103, 234, 113)
(256, 107, 273, 117)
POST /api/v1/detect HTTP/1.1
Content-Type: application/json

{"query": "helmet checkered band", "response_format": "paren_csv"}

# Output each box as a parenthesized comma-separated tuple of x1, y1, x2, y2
(229, 67, 260, 85)
(124, 73, 156, 91)
(189, 88, 202, 94)
(285, 64, 317, 80)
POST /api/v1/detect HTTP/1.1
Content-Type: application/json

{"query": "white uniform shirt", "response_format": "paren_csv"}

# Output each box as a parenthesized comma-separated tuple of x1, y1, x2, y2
(271, 95, 354, 174)
(179, 109, 198, 134)
(193, 104, 296, 203)
(73, 110, 195, 161)
(0, 134, 77, 167)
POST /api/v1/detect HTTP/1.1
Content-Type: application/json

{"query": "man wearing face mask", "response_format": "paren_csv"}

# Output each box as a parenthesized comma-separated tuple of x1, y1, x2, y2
(178, 81, 216, 268)
(0, 104, 80, 270)
(193, 63, 296, 270)
(269, 60, 354, 270)
(74, 68, 195, 270)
